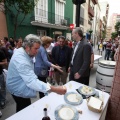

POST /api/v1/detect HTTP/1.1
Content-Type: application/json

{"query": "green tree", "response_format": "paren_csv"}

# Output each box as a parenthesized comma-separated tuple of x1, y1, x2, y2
(115, 21, 120, 32)
(102, 30, 106, 39)
(0, 0, 38, 39)
(111, 32, 118, 39)
(115, 21, 120, 37)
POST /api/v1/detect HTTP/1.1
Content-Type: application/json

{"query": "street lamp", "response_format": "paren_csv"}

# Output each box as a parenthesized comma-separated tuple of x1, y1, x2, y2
(89, 29, 93, 39)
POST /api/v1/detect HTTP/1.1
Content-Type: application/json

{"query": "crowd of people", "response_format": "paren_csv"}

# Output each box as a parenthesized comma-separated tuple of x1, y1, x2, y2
(97, 37, 119, 61)
(0, 28, 96, 117)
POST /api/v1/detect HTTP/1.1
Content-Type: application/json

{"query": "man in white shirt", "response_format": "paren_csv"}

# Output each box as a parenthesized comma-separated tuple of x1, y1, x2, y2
(6, 34, 66, 112)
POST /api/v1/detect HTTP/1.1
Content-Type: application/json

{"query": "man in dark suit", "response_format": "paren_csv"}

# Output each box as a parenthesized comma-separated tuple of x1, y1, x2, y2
(52, 36, 72, 85)
(69, 27, 91, 85)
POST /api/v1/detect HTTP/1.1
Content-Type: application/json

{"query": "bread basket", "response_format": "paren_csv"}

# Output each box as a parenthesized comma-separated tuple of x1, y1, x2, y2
(86, 96, 103, 113)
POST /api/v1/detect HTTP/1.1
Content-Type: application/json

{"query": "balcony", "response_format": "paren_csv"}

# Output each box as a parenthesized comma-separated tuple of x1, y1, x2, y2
(88, 6, 94, 17)
(30, 9, 70, 30)
(92, 0, 98, 4)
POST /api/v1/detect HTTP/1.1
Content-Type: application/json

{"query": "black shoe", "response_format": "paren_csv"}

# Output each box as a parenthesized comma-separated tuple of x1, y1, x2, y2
(0, 101, 6, 109)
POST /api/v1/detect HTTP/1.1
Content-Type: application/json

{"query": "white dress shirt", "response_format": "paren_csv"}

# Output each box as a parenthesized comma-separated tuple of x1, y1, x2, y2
(71, 41, 80, 65)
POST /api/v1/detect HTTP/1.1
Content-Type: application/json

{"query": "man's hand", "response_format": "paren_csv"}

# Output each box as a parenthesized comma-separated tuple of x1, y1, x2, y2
(68, 67, 71, 73)
(50, 86, 67, 95)
(90, 63, 94, 68)
(74, 72, 80, 79)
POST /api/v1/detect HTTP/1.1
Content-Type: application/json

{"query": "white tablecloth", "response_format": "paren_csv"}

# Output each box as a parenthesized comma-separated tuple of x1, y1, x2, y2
(94, 55, 102, 61)
(6, 81, 110, 120)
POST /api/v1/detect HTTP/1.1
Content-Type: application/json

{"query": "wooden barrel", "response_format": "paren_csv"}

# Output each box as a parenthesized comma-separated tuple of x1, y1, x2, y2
(96, 60, 116, 93)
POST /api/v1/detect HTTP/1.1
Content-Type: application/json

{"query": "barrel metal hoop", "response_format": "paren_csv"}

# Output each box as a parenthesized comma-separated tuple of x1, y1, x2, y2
(99, 64, 115, 69)
(96, 81, 111, 88)
(96, 71, 114, 77)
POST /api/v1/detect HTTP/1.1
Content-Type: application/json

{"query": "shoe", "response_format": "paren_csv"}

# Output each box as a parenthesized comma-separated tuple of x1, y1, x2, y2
(0, 111, 2, 118)
(0, 101, 6, 109)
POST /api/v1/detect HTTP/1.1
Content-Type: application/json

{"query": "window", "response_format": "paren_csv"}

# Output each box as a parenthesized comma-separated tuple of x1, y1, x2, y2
(55, 0, 65, 24)
(35, 0, 48, 22)
(37, 30, 47, 38)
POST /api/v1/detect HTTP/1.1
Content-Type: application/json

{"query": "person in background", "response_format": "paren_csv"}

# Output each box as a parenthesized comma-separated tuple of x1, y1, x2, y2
(9, 37, 15, 48)
(88, 39, 93, 47)
(0, 40, 9, 64)
(98, 40, 100, 50)
(103, 40, 106, 51)
(0, 48, 7, 117)
(34, 36, 64, 99)
(14, 38, 23, 53)
(54, 36, 60, 46)
(99, 41, 103, 55)
(69, 28, 91, 86)
(6, 34, 67, 112)
(8, 45, 13, 59)
(104, 39, 112, 60)
(52, 36, 72, 85)
(68, 39, 73, 48)
(3, 37, 10, 50)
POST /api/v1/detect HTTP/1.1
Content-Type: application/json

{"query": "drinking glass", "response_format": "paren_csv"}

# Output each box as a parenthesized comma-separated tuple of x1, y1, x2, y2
(44, 104, 51, 113)
(100, 85, 106, 102)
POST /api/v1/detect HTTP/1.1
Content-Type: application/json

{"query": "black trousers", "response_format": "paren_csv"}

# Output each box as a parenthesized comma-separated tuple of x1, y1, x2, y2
(12, 94, 31, 112)
(37, 76, 47, 99)
(69, 70, 89, 86)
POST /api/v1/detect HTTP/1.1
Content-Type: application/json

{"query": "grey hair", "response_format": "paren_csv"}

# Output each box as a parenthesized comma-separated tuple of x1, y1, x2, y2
(73, 27, 83, 38)
(22, 34, 41, 49)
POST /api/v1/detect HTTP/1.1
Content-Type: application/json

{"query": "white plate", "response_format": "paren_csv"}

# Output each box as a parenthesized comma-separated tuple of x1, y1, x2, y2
(64, 92, 83, 105)
(78, 86, 96, 96)
(55, 104, 79, 120)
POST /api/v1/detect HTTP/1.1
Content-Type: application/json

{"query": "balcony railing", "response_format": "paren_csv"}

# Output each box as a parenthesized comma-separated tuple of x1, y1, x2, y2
(88, 6, 94, 17)
(31, 9, 70, 26)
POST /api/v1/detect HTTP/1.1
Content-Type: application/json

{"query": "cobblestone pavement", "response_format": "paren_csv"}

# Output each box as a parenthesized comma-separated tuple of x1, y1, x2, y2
(1, 45, 106, 120)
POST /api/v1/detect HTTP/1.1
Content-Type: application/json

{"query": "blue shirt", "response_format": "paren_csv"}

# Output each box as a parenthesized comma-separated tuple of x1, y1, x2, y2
(6, 48, 48, 98)
(34, 46, 51, 77)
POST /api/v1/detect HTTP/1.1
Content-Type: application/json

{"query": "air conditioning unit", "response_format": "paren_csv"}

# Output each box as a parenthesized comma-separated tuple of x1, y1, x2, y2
(61, 19, 67, 25)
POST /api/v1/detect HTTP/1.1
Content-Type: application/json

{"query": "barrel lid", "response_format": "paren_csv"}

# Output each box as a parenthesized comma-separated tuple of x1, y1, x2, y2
(99, 60, 116, 67)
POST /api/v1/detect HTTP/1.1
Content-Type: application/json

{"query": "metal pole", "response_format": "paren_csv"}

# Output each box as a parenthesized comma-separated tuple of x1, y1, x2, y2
(76, 2, 81, 27)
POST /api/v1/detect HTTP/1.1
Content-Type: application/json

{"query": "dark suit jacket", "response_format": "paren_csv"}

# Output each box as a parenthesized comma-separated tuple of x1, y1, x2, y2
(52, 45, 72, 72)
(71, 39, 91, 77)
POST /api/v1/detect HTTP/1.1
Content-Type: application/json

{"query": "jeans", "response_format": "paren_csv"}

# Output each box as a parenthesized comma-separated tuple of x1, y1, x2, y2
(104, 49, 111, 60)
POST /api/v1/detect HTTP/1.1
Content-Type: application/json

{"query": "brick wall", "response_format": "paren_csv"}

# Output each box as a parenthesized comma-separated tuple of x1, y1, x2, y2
(0, 11, 8, 40)
(106, 46, 120, 120)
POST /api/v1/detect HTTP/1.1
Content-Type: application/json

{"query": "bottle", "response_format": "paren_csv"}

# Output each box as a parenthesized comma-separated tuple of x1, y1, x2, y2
(42, 108, 50, 120)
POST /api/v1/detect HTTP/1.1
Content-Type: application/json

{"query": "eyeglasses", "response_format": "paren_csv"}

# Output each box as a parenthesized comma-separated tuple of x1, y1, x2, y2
(58, 36, 65, 40)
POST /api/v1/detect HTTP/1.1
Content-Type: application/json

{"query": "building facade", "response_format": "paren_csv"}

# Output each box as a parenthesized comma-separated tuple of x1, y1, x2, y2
(106, 26, 112, 40)
(6, 0, 73, 40)
(0, 3, 8, 39)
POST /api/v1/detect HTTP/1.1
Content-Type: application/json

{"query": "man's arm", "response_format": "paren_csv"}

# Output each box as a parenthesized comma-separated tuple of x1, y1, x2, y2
(0, 50, 7, 66)
(90, 53, 94, 68)
(78, 44, 91, 76)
